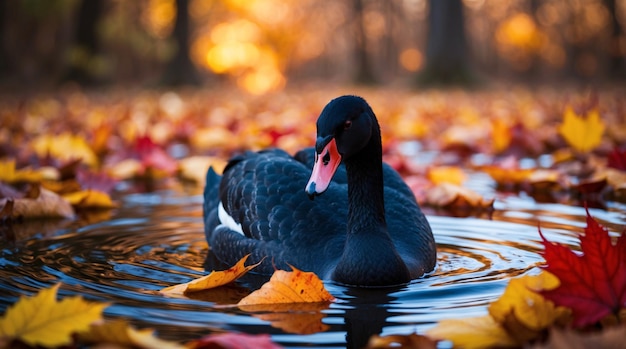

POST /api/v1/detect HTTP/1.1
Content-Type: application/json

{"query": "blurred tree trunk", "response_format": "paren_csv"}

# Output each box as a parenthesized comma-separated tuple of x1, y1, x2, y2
(161, 0, 200, 86)
(352, 0, 376, 84)
(62, 0, 103, 85)
(418, 0, 473, 86)
(0, 0, 6, 78)
(605, 0, 626, 79)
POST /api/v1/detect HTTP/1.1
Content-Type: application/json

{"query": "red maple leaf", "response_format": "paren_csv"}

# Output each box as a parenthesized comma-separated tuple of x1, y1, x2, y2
(607, 146, 626, 171)
(539, 210, 626, 327)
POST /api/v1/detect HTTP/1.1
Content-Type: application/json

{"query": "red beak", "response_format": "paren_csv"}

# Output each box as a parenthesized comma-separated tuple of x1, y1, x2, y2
(305, 138, 341, 198)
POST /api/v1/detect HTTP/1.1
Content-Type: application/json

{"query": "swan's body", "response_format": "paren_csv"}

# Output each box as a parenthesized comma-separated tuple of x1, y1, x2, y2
(203, 96, 436, 286)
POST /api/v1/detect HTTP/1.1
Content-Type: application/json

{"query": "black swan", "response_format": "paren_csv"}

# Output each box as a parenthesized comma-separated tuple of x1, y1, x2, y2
(203, 95, 436, 287)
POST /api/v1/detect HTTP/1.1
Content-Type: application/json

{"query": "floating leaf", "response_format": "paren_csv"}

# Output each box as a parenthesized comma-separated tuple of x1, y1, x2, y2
(81, 319, 184, 349)
(0, 187, 74, 219)
(557, 107, 605, 153)
(62, 189, 117, 209)
(161, 254, 260, 296)
(425, 315, 517, 349)
(0, 284, 108, 347)
(489, 272, 570, 339)
(238, 266, 335, 305)
(426, 166, 466, 186)
(540, 210, 626, 327)
(424, 183, 494, 211)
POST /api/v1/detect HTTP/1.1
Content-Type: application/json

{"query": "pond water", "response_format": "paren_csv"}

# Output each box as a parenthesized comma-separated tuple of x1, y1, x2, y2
(1, 172, 625, 348)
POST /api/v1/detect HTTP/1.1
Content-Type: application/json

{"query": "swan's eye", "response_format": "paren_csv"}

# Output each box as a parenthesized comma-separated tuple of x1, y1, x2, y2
(344, 120, 352, 130)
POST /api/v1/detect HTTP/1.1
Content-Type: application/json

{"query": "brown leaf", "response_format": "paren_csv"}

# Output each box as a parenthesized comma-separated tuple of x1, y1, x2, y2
(528, 325, 626, 349)
(0, 187, 74, 219)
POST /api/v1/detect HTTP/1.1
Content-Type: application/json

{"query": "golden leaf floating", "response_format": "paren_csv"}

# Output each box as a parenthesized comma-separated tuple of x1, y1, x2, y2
(425, 315, 517, 349)
(238, 266, 335, 306)
(161, 254, 261, 296)
(81, 319, 184, 349)
(0, 284, 108, 347)
(62, 189, 117, 209)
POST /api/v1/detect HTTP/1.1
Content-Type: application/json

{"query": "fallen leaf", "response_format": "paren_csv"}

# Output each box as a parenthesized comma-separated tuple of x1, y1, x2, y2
(426, 166, 466, 185)
(0, 159, 57, 183)
(557, 107, 605, 153)
(0, 284, 108, 347)
(31, 132, 99, 167)
(424, 183, 494, 211)
(425, 315, 517, 349)
(607, 147, 626, 171)
(81, 319, 184, 349)
(539, 210, 626, 327)
(528, 324, 626, 349)
(160, 255, 260, 296)
(0, 187, 74, 219)
(62, 189, 117, 209)
(238, 266, 335, 306)
(186, 332, 283, 349)
(366, 333, 438, 349)
(178, 155, 227, 184)
(489, 272, 571, 339)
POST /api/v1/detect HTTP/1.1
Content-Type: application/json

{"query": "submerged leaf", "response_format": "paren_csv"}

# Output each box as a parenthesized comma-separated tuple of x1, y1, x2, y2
(238, 266, 335, 305)
(0, 284, 108, 347)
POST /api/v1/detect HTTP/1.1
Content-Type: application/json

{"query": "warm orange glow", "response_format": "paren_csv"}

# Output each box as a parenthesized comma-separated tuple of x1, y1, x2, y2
(496, 13, 541, 50)
(142, 0, 176, 39)
(399, 48, 423, 72)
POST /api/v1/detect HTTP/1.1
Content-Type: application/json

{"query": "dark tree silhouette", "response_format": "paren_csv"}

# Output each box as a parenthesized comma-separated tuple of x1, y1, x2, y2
(62, 0, 104, 85)
(419, 0, 473, 85)
(352, 0, 376, 84)
(605, 0, 626, 78)
(161, 0, 200, 86)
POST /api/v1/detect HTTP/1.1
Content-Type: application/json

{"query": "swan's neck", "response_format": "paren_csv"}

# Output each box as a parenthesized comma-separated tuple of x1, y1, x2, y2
(333, 123, 411, 286)
(345, 138, 386, 233)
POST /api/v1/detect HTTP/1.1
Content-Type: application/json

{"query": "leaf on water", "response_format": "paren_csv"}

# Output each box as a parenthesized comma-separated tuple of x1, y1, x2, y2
(81, 319, 184, 349)
(62, 190, 117, 209)
(161, 254, 260, 296)
(539, 210, 626, 328)
(424, 183, 494, 211)
(0, 186, 74, 219)
(186, 332, 283, 349)
(489, 272, 571, 339)
(0, 159, 58, 184)
(557, 107, 605, 154)
(0, 284, 108, 347)
(366, 333, 438, 349)
(425, 315, 517, 349)
(238, 266, 334, 306)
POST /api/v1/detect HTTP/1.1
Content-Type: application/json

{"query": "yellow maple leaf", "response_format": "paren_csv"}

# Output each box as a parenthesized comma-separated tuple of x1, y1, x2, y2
(426, 166, 466, 186)
(425, 315, 517, 349)
(0, 284, 108, 347)
(160, 254, 261, 296)
(81, 319, 184, 349)
(0, 159, 58, 183)
(238, 266, 335, 306)
(558, 107, 605, 153)
(31, 132, 98, 167)
(62, 190, 117, 209)
(489, 272, 570, 331)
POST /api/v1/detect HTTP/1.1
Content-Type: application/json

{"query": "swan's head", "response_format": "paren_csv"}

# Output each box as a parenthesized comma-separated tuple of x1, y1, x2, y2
(305, 95, 374, 198)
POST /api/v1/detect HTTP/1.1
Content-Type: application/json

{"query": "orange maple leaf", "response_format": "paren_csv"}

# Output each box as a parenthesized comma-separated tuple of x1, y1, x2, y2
(238, 266, 335, 305)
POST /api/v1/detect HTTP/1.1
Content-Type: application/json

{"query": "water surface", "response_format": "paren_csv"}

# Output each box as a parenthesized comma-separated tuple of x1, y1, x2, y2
(1, 176, 625, 348)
